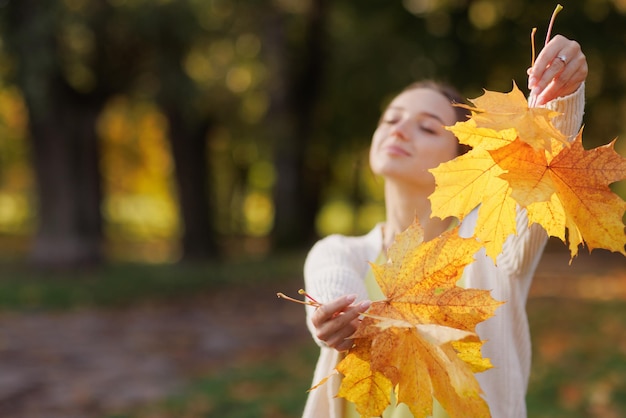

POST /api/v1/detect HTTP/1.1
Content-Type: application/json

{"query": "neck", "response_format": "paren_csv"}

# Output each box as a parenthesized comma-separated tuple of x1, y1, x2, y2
(382, 181, 451, 251)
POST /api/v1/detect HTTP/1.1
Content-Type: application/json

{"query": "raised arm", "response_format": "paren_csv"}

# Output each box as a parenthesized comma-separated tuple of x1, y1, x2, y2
(528, 34, 588, 107)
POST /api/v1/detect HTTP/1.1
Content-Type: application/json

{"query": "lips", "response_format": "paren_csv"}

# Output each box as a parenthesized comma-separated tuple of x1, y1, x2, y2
(383, 144, 411, 156)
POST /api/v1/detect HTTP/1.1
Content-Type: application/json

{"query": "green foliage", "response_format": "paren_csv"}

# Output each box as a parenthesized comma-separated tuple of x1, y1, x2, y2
(0, 251, 305, 310)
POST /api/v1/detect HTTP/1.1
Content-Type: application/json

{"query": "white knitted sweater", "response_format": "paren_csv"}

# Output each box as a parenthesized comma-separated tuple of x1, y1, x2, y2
(302, 85, 585, 418)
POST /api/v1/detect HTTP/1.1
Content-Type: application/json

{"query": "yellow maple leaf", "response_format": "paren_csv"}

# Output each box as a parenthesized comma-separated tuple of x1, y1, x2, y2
(457, 82, 567, 151)
(429, 147, 518, 261)
(445, 118, 518, 150)
(335, 220, 501, 418)
(337, 342, 394, 417)
(490, 132, 626, 258)
(451, 340, 493, 373)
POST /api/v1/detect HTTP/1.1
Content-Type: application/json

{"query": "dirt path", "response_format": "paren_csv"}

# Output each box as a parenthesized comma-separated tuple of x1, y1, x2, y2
(0, 249, 623, 418)
(0, 279, 311, 418)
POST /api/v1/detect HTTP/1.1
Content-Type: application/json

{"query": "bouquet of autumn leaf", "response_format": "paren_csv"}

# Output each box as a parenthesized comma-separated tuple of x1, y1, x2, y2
(330, 222, 501, 417)
(280, 220, 502, 418)
(429, 83, 626, 261)
(427, 2, 626, 260)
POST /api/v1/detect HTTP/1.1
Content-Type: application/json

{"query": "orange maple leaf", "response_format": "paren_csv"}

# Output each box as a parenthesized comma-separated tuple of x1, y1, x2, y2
(334, 220, 501, 418)
(490, 131, 626, 258)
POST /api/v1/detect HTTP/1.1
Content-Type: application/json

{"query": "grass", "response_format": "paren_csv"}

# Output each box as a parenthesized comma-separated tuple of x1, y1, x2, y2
(2, 250, 625, 417)
(0, 250, 306, 310)
(526, 298, 626, 417)
(100, 297, 626, 418)
(106, 342, 320, 418)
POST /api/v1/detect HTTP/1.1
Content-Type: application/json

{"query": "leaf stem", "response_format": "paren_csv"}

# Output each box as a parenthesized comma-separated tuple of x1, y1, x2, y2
(545, 4, 564, 46)
(298, 288, 321, 305)
(277, 289, 321, 308)
(530, 27, 537, 67)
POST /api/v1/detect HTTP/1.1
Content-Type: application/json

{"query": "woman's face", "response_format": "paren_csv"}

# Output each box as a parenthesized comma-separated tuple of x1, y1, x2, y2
(369, 88, 460, 189)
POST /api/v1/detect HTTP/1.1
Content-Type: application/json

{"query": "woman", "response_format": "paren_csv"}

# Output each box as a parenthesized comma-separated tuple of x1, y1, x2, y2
(302, 35, 588, 418)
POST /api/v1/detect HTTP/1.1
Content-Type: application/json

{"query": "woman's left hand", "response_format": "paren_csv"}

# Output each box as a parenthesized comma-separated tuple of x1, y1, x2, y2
(527, 34, 588, 106)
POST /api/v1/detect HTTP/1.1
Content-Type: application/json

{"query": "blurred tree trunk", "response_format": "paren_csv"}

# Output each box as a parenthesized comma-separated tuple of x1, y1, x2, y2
(29, 93, 104, 267)
(267, 0, 329, 250)
(162, 103, 218, 261)
(151, 2, 219, 261)
(6, 1, 105, 268)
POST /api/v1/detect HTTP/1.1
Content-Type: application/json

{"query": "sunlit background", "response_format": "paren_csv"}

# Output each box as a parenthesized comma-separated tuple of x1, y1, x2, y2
(0, 0, 624, 265)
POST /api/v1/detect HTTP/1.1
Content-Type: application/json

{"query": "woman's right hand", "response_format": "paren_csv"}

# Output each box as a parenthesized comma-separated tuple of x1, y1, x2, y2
(311, 294, 371, 352)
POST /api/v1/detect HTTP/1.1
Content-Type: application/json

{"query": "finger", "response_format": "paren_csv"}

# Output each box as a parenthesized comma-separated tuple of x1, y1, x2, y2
(530, 57, 566, 97)
(532, 47, 577, 92)
(327, 316, 365, 352)
(534, 60, 587, 105)
(315, 300, 370, 338)
(529, 35, 566, 88)
(335, 335, 356, 351)
(311, 294, 356, 326)
(315, 301, 370, 349)
(529, 35, 581, 90)
(324, 323, 357, 350)
(530, 51, 586, 104)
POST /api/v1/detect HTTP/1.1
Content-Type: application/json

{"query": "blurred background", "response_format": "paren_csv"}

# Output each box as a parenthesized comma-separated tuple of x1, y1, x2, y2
(0, 0, 625, 266)
(0, 0, 625, 417)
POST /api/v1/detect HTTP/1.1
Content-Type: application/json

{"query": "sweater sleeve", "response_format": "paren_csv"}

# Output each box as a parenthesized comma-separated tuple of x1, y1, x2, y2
(301, 230, 382, 418)
(544, 81, 585, 140)
(303, 234, 375, 347)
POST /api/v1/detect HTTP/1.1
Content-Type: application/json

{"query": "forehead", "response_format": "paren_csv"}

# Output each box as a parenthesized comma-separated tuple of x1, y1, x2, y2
(386, 88, 457, 125)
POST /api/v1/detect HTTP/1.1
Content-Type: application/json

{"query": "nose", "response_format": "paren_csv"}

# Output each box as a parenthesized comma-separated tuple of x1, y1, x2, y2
(390, 119, 410, 141)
